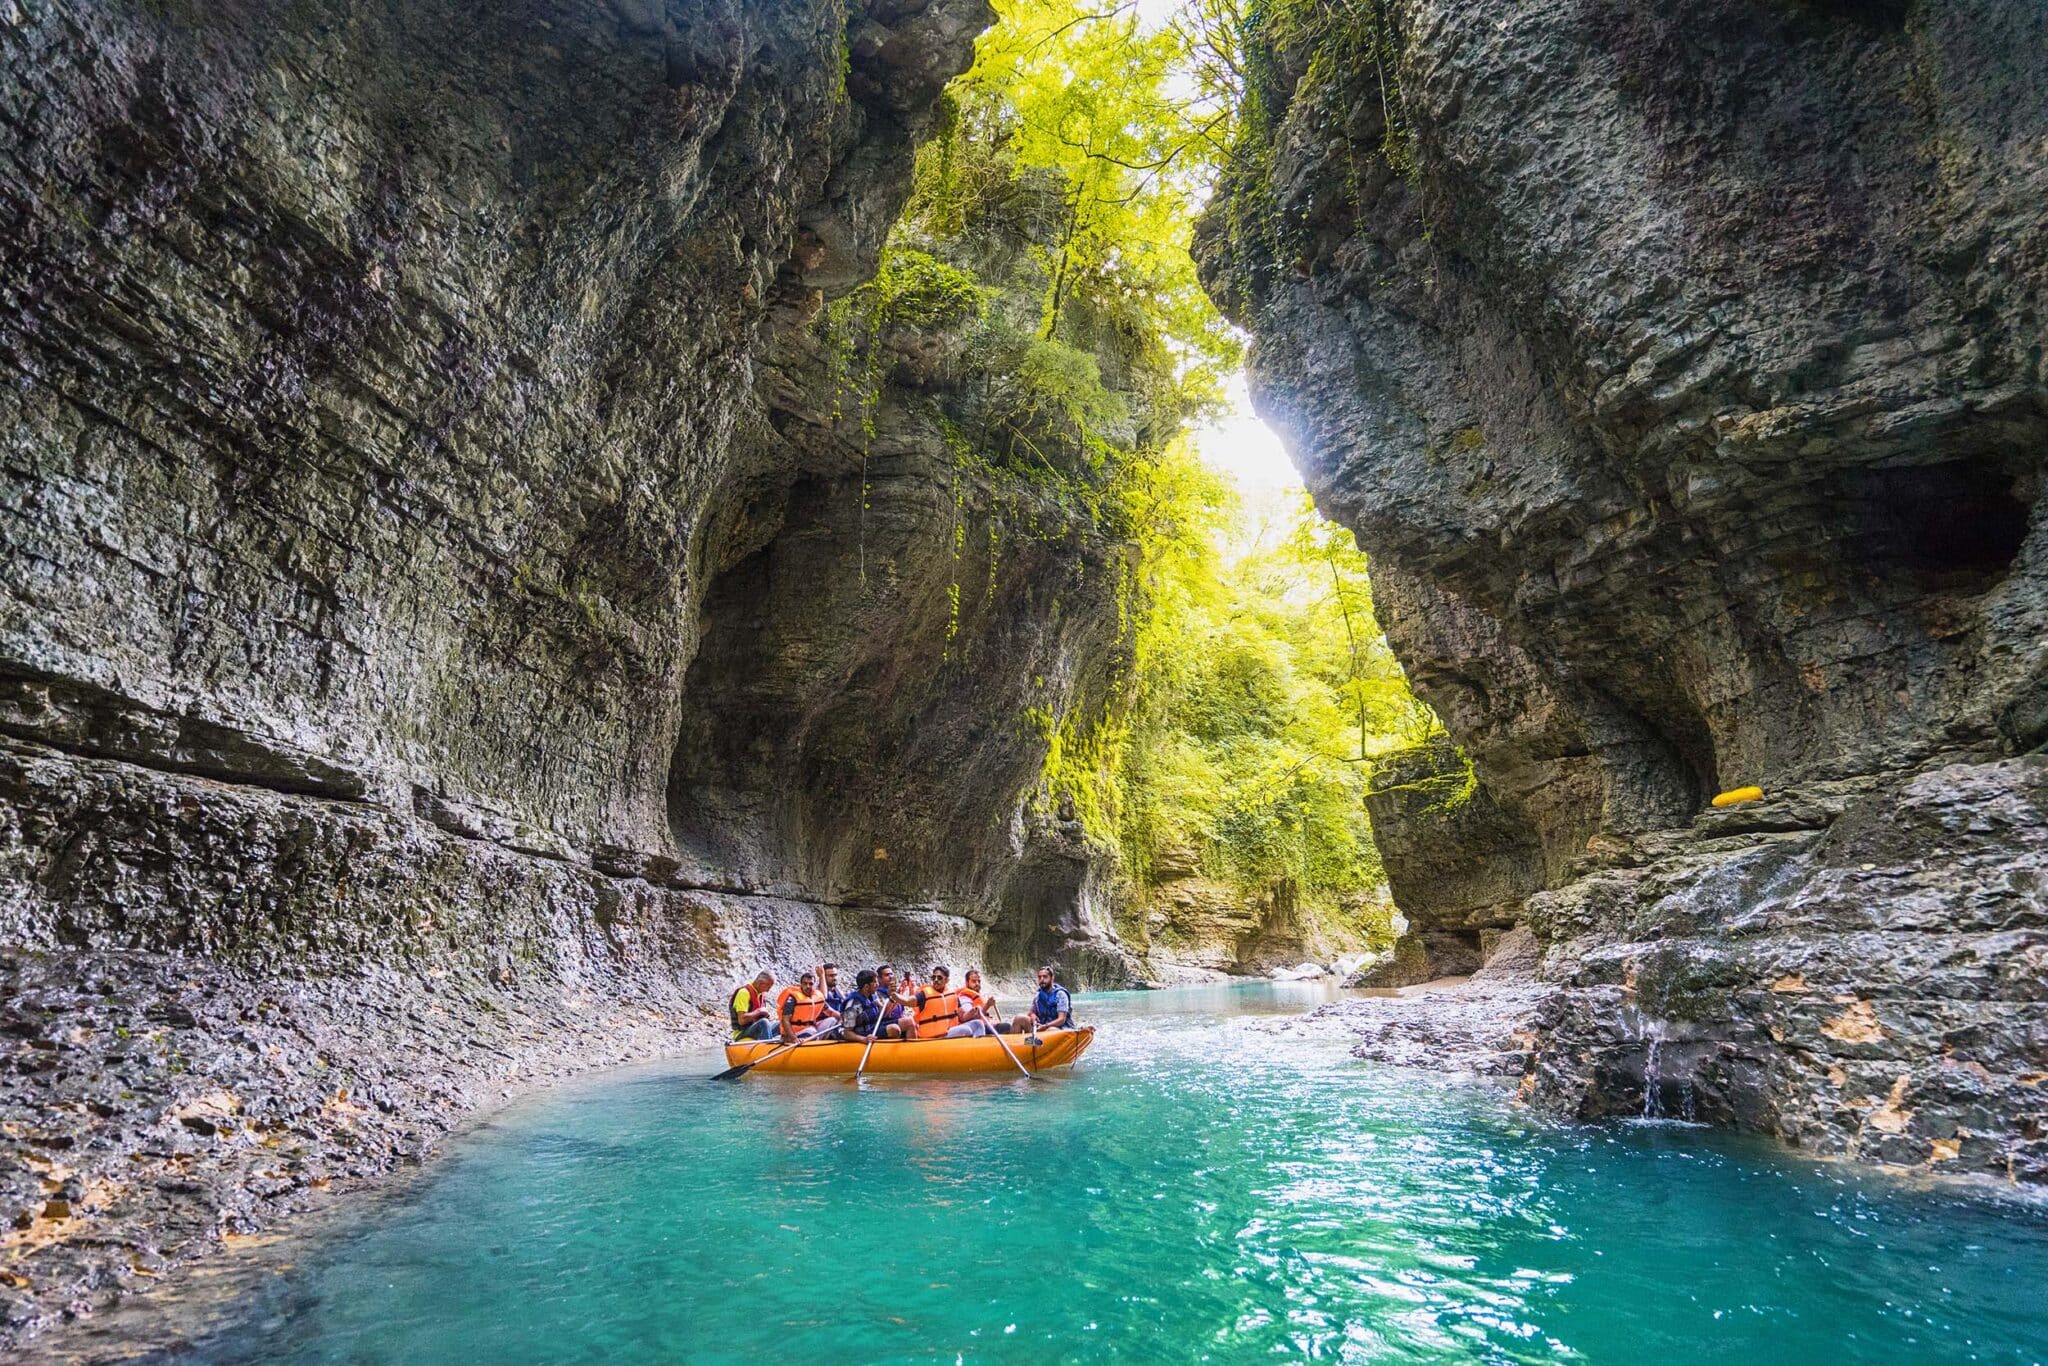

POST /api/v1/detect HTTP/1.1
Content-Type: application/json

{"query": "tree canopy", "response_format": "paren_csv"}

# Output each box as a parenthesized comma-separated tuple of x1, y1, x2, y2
(835, 0, 1443, 922)
(1116, 465, 1440, 900)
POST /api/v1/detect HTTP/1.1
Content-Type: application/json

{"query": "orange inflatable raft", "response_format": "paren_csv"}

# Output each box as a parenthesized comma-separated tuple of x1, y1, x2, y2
(722, 1027, 1095, 1076)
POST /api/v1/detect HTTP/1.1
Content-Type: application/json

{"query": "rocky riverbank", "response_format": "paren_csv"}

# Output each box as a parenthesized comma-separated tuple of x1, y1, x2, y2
(1132, 859, 1393, 983)
(0, 945, 710, 1345)
(0, 731, 1000, 1343)
(1263, 975, 1554, 1079)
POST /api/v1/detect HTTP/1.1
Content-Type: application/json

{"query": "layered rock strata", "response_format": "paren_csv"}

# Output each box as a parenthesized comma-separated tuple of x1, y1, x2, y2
(1202, 0, 2048, 1181)
(1358, 740, 1534, 984)
(0, 0, 1176, 1342)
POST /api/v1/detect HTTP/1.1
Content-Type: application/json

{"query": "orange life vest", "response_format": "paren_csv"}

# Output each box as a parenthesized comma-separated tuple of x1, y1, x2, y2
(915, 988, 960, 1037)
(784, 989, 825, 1028)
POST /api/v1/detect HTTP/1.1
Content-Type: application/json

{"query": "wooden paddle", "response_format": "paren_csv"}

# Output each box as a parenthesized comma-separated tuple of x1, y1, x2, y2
(712, 1021, 839, 1081)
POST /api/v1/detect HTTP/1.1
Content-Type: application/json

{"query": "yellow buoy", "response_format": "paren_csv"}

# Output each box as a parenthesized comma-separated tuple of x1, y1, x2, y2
(1711, 786, 1764, 808)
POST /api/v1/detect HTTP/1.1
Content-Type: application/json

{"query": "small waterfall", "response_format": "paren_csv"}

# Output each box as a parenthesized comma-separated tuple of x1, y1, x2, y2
(1641, 1025, 1665, 1120)
(1631, 995, 1698, 1123)
(1628, 969, 1695, 1123)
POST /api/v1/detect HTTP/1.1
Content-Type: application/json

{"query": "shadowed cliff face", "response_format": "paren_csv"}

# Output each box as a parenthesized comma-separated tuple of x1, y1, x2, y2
(1201, 0, 2048, 1180)
(1, 0, 993, 901)
(666, 309, 1141, 979)
(0, 0, 1204, 1342)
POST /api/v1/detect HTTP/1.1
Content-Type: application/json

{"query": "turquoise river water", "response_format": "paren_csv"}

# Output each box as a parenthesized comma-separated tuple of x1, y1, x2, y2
(179, 983, 2046, 1363)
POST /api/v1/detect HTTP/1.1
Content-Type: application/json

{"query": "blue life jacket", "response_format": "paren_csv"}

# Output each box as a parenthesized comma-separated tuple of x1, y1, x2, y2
(845, 990, 883, 1035)
(823, 987, 850, 1015)
(1032, 985, 1073, 1026)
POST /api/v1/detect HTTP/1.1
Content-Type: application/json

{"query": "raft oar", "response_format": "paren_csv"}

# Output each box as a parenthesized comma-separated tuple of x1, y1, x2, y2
(712, 1021, 839, 1081)
(855, 993, 895, 1079)
(986, 1015, 1036, 1080)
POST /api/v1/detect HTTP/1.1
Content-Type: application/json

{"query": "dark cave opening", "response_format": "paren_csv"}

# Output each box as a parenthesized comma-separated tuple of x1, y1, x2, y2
(1853, 460, 2033, 595)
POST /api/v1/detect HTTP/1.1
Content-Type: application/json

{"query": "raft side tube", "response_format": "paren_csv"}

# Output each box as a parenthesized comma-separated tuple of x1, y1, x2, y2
(720, 1027, 1094, 1076)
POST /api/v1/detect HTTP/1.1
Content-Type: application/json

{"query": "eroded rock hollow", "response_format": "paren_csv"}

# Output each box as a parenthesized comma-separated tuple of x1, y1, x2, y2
(1202, 0, 2047, 1181)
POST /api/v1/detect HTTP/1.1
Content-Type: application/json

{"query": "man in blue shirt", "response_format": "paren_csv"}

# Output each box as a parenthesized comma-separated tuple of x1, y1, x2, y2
(817, 962, 850, 1018)
(840, 968, 915, 1043)
(1010, 964, 1073, 1034)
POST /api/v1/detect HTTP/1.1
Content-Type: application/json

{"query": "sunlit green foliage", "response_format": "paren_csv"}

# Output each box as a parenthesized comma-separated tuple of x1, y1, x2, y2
(907, 0, 1242, 420)
(826, 1, 1248, 505)
(824, 0, 1440, 915)
(1116, 461, 1441, 898)
(872, 251, 985, 330)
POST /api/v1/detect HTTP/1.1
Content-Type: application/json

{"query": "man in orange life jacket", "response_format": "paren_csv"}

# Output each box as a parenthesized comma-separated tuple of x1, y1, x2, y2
(913, 965, 988, 1038)
(956, 968, 998, 1034)
(777, 968, 837, 1043)
(729, 971, 776, 1041)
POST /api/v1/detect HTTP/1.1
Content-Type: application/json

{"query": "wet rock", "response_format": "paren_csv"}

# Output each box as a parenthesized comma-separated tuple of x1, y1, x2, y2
(1355, 742, 1542, 985)
(1201, 0, 2048, 1179)
(1135, 875, 1388, 981)
(1309, 982, 1555, 1080)
(0, 0, 1156, 1349)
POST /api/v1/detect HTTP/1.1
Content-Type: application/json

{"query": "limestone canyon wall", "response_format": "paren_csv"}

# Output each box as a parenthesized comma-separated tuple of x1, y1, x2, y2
(1202, 0, 2048, 1182)
(0, 0, 1163, 1339)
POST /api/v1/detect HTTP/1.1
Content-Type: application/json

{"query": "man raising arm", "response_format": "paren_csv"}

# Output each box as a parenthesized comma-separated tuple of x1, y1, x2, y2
(778, 969, 834, 1043)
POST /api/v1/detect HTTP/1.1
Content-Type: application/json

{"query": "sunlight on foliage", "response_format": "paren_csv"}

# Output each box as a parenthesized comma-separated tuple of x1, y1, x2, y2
(1116, 454, 1441, 899)
(824, 0, 1442, 917)
(911, 0, 1242, 409)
